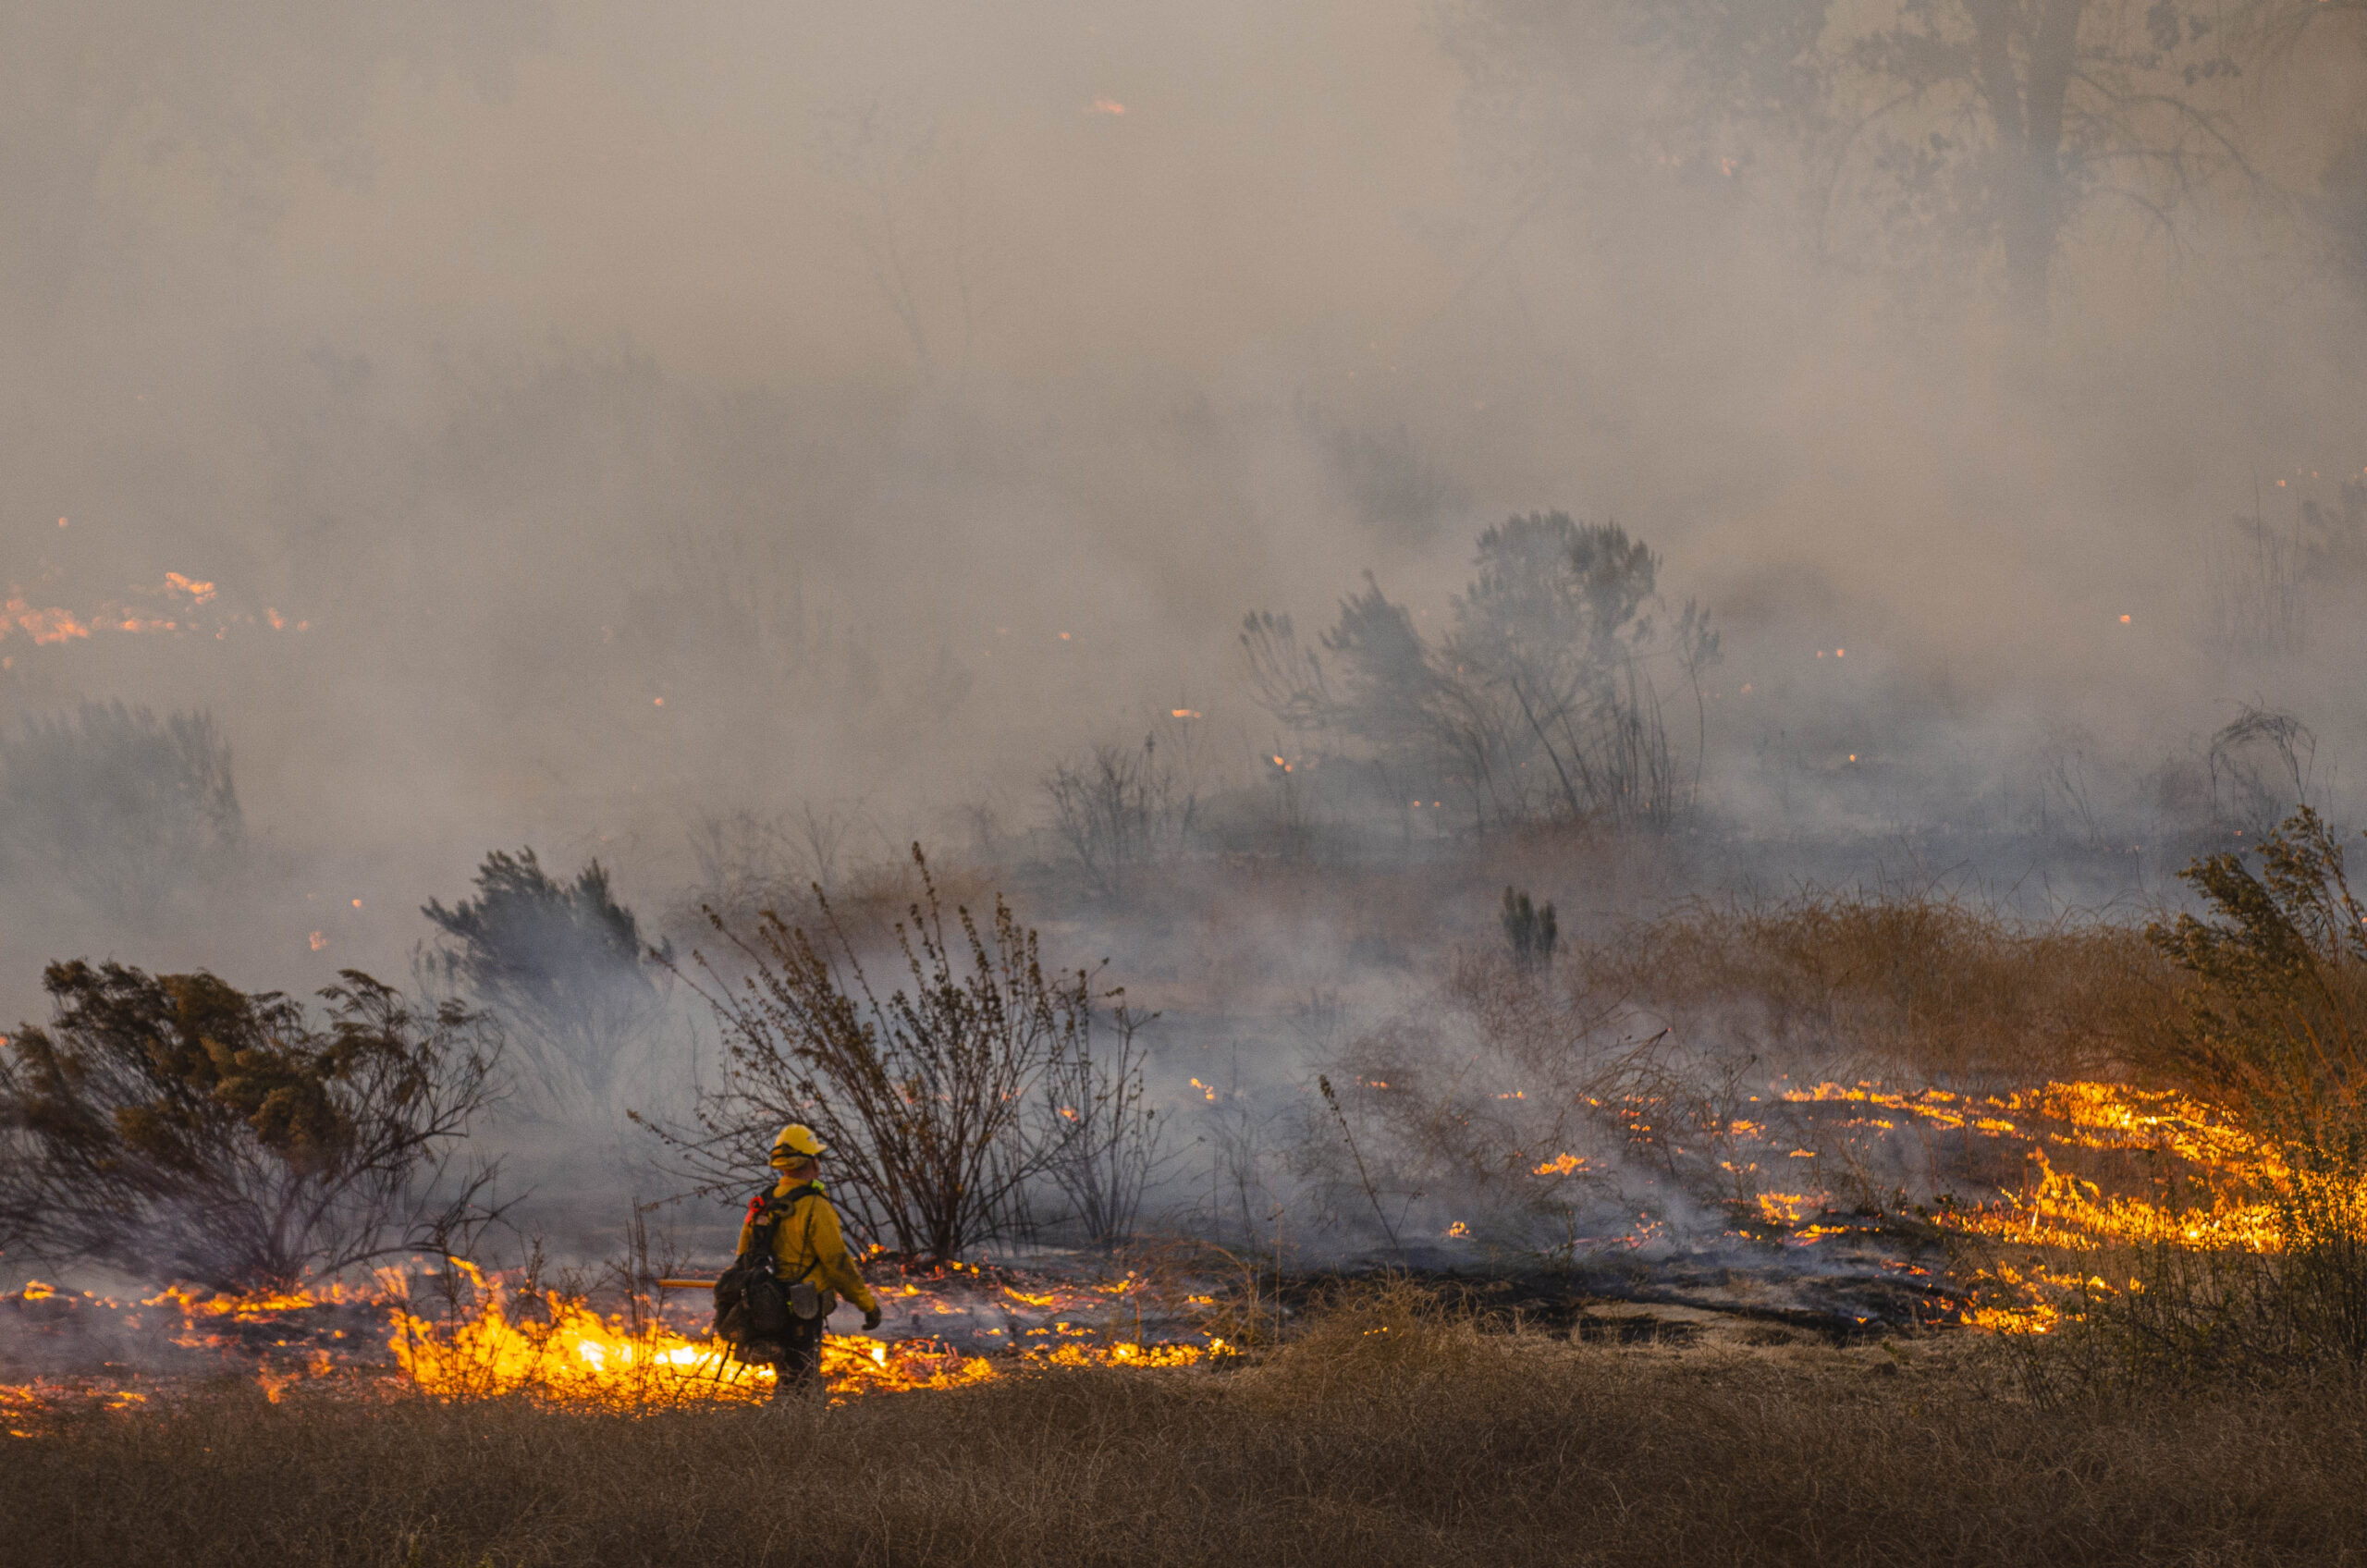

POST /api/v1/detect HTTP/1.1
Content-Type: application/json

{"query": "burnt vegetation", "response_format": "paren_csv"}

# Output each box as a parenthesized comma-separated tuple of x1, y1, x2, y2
(1043, 733, 1199, 901)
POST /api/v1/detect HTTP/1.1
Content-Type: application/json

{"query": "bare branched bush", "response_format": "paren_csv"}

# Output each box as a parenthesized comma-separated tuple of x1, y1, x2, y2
(423, 848, 668, 1109)
(0, 702, 242, 921)
(0, 962, 503, 1291)
(656, 846, 1122, 1261)
(678, 804, 856, 932)
(1034, 999, 1162, 1250)
(1044, 734, 1198, 899)
(2205, 705, 2315, 833)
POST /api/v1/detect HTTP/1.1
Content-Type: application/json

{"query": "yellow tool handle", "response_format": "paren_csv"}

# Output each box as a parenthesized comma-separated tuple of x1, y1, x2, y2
(655, 1278, 721, 1290)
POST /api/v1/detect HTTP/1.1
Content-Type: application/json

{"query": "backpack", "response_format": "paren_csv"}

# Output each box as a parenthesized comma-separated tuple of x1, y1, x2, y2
(713, 1182, 823, 1362)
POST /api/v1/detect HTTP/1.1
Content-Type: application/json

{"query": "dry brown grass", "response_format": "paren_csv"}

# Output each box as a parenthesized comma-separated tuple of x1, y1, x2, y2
(1580, 890, 2177, 1084)
(7, 1285, 2362, 1567)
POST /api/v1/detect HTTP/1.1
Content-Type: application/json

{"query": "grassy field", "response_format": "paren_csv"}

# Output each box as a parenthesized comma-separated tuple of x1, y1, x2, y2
(7, 1288, 2363, 1568)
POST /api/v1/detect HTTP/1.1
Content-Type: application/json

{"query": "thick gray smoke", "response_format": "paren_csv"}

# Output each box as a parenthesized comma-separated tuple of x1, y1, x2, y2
(2, 0, 2363, 1276)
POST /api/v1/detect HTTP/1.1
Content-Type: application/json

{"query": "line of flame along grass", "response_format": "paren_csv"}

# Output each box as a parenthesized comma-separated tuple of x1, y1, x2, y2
(383, 1261, 1218, 1407)
(387, 1290, 1217, 1407)
(3, 1262, 1220, 1425)
(1782, 1079, 2367, 1333)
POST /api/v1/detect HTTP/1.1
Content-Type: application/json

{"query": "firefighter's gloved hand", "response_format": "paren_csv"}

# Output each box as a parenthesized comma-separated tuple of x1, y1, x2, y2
(862, 1305, 883, 1332)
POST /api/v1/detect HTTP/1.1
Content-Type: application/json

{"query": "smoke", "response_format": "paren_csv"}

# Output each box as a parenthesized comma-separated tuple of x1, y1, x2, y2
(0, 0, 2362, 1280)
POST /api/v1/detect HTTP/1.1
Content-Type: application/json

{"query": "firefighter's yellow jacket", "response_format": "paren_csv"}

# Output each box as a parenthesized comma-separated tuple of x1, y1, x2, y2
(735, 1177, 879, 1317)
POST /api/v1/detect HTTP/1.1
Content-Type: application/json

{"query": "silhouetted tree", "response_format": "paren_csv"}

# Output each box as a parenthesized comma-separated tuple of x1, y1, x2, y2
(1245, 513, 1715, 831)
(423, 849, 668, 1108)
(1453, 0, 2341, 318)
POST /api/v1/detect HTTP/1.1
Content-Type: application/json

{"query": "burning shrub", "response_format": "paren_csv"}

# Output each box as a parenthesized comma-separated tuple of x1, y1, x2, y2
(423, 848, 668, 1109)
(1978, 809, 2367, 1388)
(0, 702, 242, 922)
(0, 962, 502, 1292)
(2083, 806, 2367, 1377)
(658, 845, 1141, 1260)
(2143, 805, 2367, 1106)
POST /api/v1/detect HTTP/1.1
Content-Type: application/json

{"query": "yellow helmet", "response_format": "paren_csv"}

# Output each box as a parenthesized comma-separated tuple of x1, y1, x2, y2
(770, 1123, 828, 1164)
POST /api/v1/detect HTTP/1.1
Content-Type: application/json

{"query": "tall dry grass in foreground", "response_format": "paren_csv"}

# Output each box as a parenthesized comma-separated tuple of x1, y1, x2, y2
(7, 1287, 2363, 1568)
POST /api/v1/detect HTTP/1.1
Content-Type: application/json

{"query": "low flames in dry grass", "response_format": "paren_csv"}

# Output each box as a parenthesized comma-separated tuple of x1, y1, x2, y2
(1777, 1077, 2329, 1330)
(3, 1259, 1220, 1433)
(388, 1260, 1214, 1408)
(1547, 879, 2367, 1347)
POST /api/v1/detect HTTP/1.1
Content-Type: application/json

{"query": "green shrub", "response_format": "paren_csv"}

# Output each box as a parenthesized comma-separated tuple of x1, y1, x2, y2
(0, 962, 501, 1290)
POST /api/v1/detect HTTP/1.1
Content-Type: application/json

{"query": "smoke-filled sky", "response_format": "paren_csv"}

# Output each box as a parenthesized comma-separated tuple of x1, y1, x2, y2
(4, 0, 2365, 1007)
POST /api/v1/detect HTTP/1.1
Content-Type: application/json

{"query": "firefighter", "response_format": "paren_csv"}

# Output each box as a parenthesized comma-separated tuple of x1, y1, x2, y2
(738, 1122, 883, 1400)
